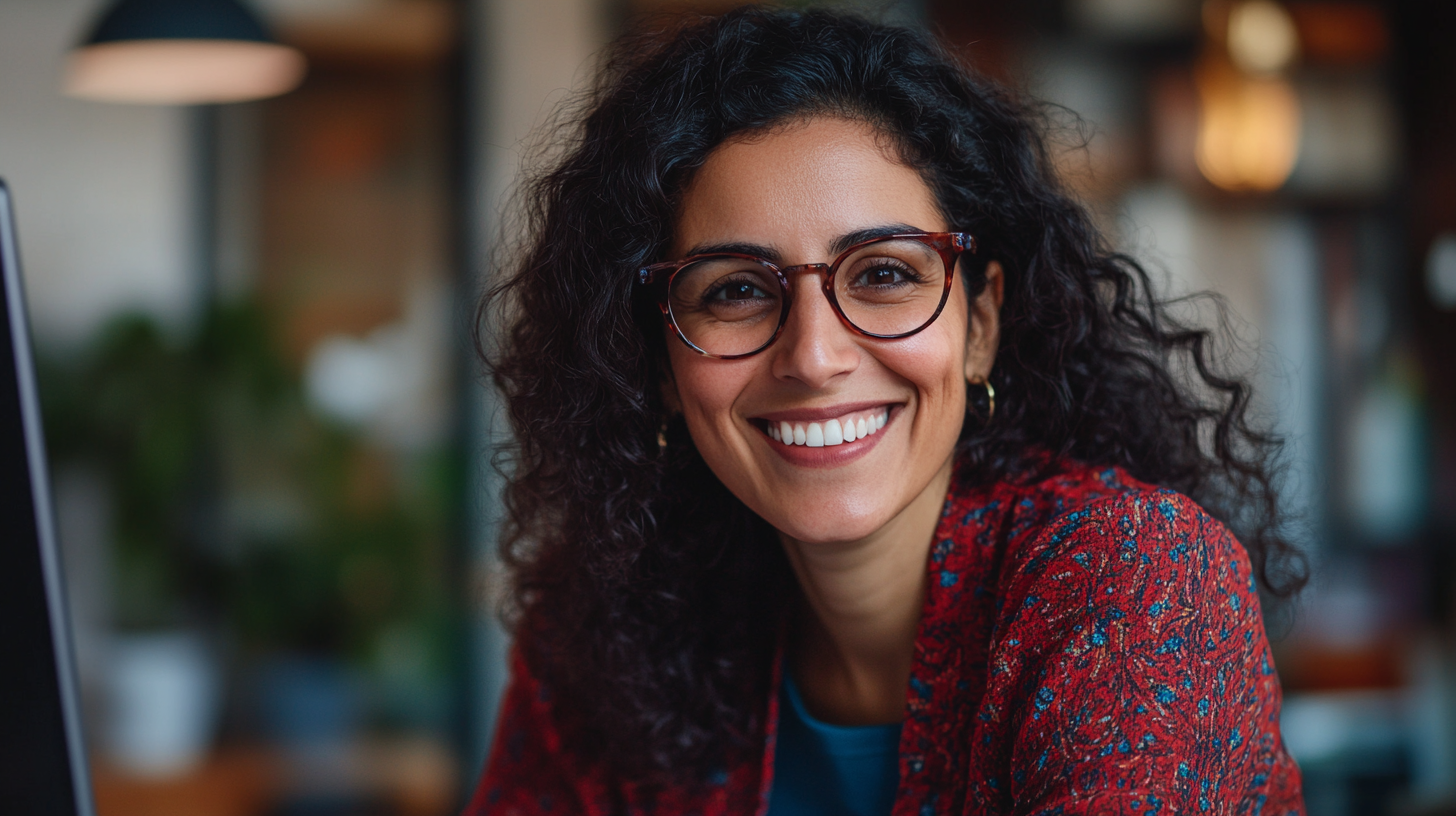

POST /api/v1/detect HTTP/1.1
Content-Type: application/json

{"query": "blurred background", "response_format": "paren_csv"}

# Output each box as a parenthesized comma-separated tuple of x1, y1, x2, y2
(0, 0, 1450, 814)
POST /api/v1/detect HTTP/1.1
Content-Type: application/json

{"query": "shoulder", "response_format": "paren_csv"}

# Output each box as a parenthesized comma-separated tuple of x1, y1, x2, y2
(1009, 475, 1254, 609)
(938, 460, 1302, 813)
(469, 638, 635, 815)
(960, 467, 1300, 812)
(944, 456, 1168, 544)
(942, 457, 1265, 657)
(952, 458, 1253, 598)
(978, 462, 1269, 686)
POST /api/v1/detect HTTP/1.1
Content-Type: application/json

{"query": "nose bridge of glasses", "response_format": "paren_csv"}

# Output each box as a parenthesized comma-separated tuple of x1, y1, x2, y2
(778, 262, 835, 305)
(779, 261, 832, 281)
(778, 263, 853, 342)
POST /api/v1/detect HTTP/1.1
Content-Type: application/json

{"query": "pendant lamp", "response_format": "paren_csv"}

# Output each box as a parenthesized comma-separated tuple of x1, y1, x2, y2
(65, 0, 306, 104)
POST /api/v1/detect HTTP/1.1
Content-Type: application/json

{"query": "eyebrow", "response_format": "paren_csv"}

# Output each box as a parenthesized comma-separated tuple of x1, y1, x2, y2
(681, 223, 927, 263)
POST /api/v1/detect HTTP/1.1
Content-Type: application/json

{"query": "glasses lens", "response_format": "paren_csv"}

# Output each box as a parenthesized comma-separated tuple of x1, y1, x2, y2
(667, 257, 784, 356)
(833, 238, 949, 336)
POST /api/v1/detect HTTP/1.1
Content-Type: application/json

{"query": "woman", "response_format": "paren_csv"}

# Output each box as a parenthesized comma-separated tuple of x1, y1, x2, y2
(468, 7, 1305, 815)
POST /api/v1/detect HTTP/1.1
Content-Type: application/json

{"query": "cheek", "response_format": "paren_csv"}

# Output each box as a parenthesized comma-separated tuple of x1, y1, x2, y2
(886, 338, 967, 425)
(886, 301, 971, 422)
(667, 352, 771, 506)
(665, 347, 750, 434)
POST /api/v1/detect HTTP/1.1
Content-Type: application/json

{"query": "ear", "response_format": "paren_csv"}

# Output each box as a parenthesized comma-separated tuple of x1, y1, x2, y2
(964, 260, 1005, 384)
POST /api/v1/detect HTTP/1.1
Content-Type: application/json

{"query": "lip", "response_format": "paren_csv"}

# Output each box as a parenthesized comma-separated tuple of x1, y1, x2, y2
(751, 400, 899, 424)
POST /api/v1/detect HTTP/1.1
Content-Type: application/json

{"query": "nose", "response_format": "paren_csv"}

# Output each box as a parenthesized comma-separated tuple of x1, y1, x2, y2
(768, 267, 860, 389)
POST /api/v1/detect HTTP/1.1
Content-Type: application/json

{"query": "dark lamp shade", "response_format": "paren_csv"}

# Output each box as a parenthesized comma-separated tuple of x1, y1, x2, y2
(65, 0, 306, 104)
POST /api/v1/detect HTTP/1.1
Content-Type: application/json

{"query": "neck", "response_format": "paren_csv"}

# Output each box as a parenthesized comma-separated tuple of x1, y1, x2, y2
(780, 455, 954, 726)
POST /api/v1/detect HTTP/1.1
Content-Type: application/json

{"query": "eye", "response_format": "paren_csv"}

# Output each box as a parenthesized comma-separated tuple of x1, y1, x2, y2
(850, 261, 922, 288)
(707, 279, 772, 301)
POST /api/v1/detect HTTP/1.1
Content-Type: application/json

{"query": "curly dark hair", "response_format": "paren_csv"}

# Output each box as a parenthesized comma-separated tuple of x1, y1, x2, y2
(479, 5, 1306, 786)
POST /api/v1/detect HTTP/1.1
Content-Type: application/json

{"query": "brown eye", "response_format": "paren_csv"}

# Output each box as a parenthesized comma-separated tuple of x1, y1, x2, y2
(708, 280, 772, 301)
(850, 262, 921, 289)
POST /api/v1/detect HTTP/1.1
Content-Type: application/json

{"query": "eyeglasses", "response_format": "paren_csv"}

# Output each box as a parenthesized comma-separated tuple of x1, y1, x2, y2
(638, 232, 975, 359)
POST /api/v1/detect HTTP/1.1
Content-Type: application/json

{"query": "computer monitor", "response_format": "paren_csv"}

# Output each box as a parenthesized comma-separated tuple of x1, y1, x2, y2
(0, 179, 97, 815)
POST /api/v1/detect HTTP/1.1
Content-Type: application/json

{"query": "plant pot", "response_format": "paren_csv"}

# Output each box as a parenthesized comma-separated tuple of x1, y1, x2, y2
(103, 630, 221, 777)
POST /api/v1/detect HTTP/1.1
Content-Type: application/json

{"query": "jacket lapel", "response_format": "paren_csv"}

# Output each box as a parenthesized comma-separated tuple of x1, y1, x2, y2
(896, 474, 1007, 816)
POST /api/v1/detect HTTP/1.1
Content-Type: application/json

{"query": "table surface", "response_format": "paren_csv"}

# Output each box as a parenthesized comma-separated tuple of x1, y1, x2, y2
(91, 736, 461, 816)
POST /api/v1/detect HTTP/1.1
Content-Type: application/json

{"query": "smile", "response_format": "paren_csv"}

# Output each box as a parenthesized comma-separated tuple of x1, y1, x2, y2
(761, 407, 889, 448)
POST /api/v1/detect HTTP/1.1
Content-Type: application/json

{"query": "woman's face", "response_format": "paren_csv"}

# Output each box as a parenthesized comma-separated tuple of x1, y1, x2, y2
(663, 116, 1003, 545)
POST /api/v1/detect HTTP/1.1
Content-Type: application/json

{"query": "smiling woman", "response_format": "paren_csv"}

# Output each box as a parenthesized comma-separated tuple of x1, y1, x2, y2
(470, 8, 1306, 816)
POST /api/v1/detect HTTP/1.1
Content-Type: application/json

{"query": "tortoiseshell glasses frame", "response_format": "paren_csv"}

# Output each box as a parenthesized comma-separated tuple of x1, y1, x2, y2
(636, 231, 976, 360)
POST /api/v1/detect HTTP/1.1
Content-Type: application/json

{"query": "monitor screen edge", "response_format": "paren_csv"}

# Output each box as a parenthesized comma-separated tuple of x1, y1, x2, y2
(0, 180, 97, 816)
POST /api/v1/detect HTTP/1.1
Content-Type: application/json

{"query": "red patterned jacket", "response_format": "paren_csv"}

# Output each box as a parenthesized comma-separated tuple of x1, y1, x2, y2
(466, 459, 1305, 815)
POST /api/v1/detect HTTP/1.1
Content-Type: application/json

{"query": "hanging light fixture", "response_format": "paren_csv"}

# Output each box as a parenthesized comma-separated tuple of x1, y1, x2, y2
(1194, 0, 1302, 193)
(1194, 58, 1301, 192)
(65, 0, 306, 105)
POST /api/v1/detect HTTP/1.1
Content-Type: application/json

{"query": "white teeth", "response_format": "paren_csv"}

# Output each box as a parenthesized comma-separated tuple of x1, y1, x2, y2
(768, 409, 890, 446)
(823, 419, 843, 445)
(806, 422, 825, 447)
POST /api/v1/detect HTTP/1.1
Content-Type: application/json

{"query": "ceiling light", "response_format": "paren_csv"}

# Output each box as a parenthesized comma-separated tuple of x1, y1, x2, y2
(65, 0, 306, 105)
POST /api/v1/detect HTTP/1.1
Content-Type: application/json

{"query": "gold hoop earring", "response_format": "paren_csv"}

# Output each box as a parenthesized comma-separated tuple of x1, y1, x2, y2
(657, 417, 669, 452)
(969, 378, 995, 421)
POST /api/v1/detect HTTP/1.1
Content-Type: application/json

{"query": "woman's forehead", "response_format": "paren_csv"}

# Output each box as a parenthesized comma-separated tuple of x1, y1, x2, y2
(671, 116, 946, 260)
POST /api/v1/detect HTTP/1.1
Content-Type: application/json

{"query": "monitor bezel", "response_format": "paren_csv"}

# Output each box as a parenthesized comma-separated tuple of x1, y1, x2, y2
(1, 179, 97, 816)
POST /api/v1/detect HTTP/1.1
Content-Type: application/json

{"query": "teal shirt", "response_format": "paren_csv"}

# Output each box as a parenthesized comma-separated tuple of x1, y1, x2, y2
(764, 675, 901, 816)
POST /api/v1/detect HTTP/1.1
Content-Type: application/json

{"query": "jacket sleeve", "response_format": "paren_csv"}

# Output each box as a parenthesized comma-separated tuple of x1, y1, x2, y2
(976, 490, 1304, 816)
(463, 643, 600, 816)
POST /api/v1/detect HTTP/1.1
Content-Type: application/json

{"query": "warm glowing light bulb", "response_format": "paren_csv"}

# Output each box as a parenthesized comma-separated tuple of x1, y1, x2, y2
(1227, 0, 1300, 74)
(1194, 59, 1301, 192)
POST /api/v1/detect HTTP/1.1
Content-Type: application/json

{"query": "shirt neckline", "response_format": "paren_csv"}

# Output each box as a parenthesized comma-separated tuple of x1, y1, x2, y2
(781, 673, 901, 758)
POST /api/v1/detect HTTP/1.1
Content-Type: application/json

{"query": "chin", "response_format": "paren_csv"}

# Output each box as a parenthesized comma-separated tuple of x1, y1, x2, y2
(762, 501, 890, 546)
